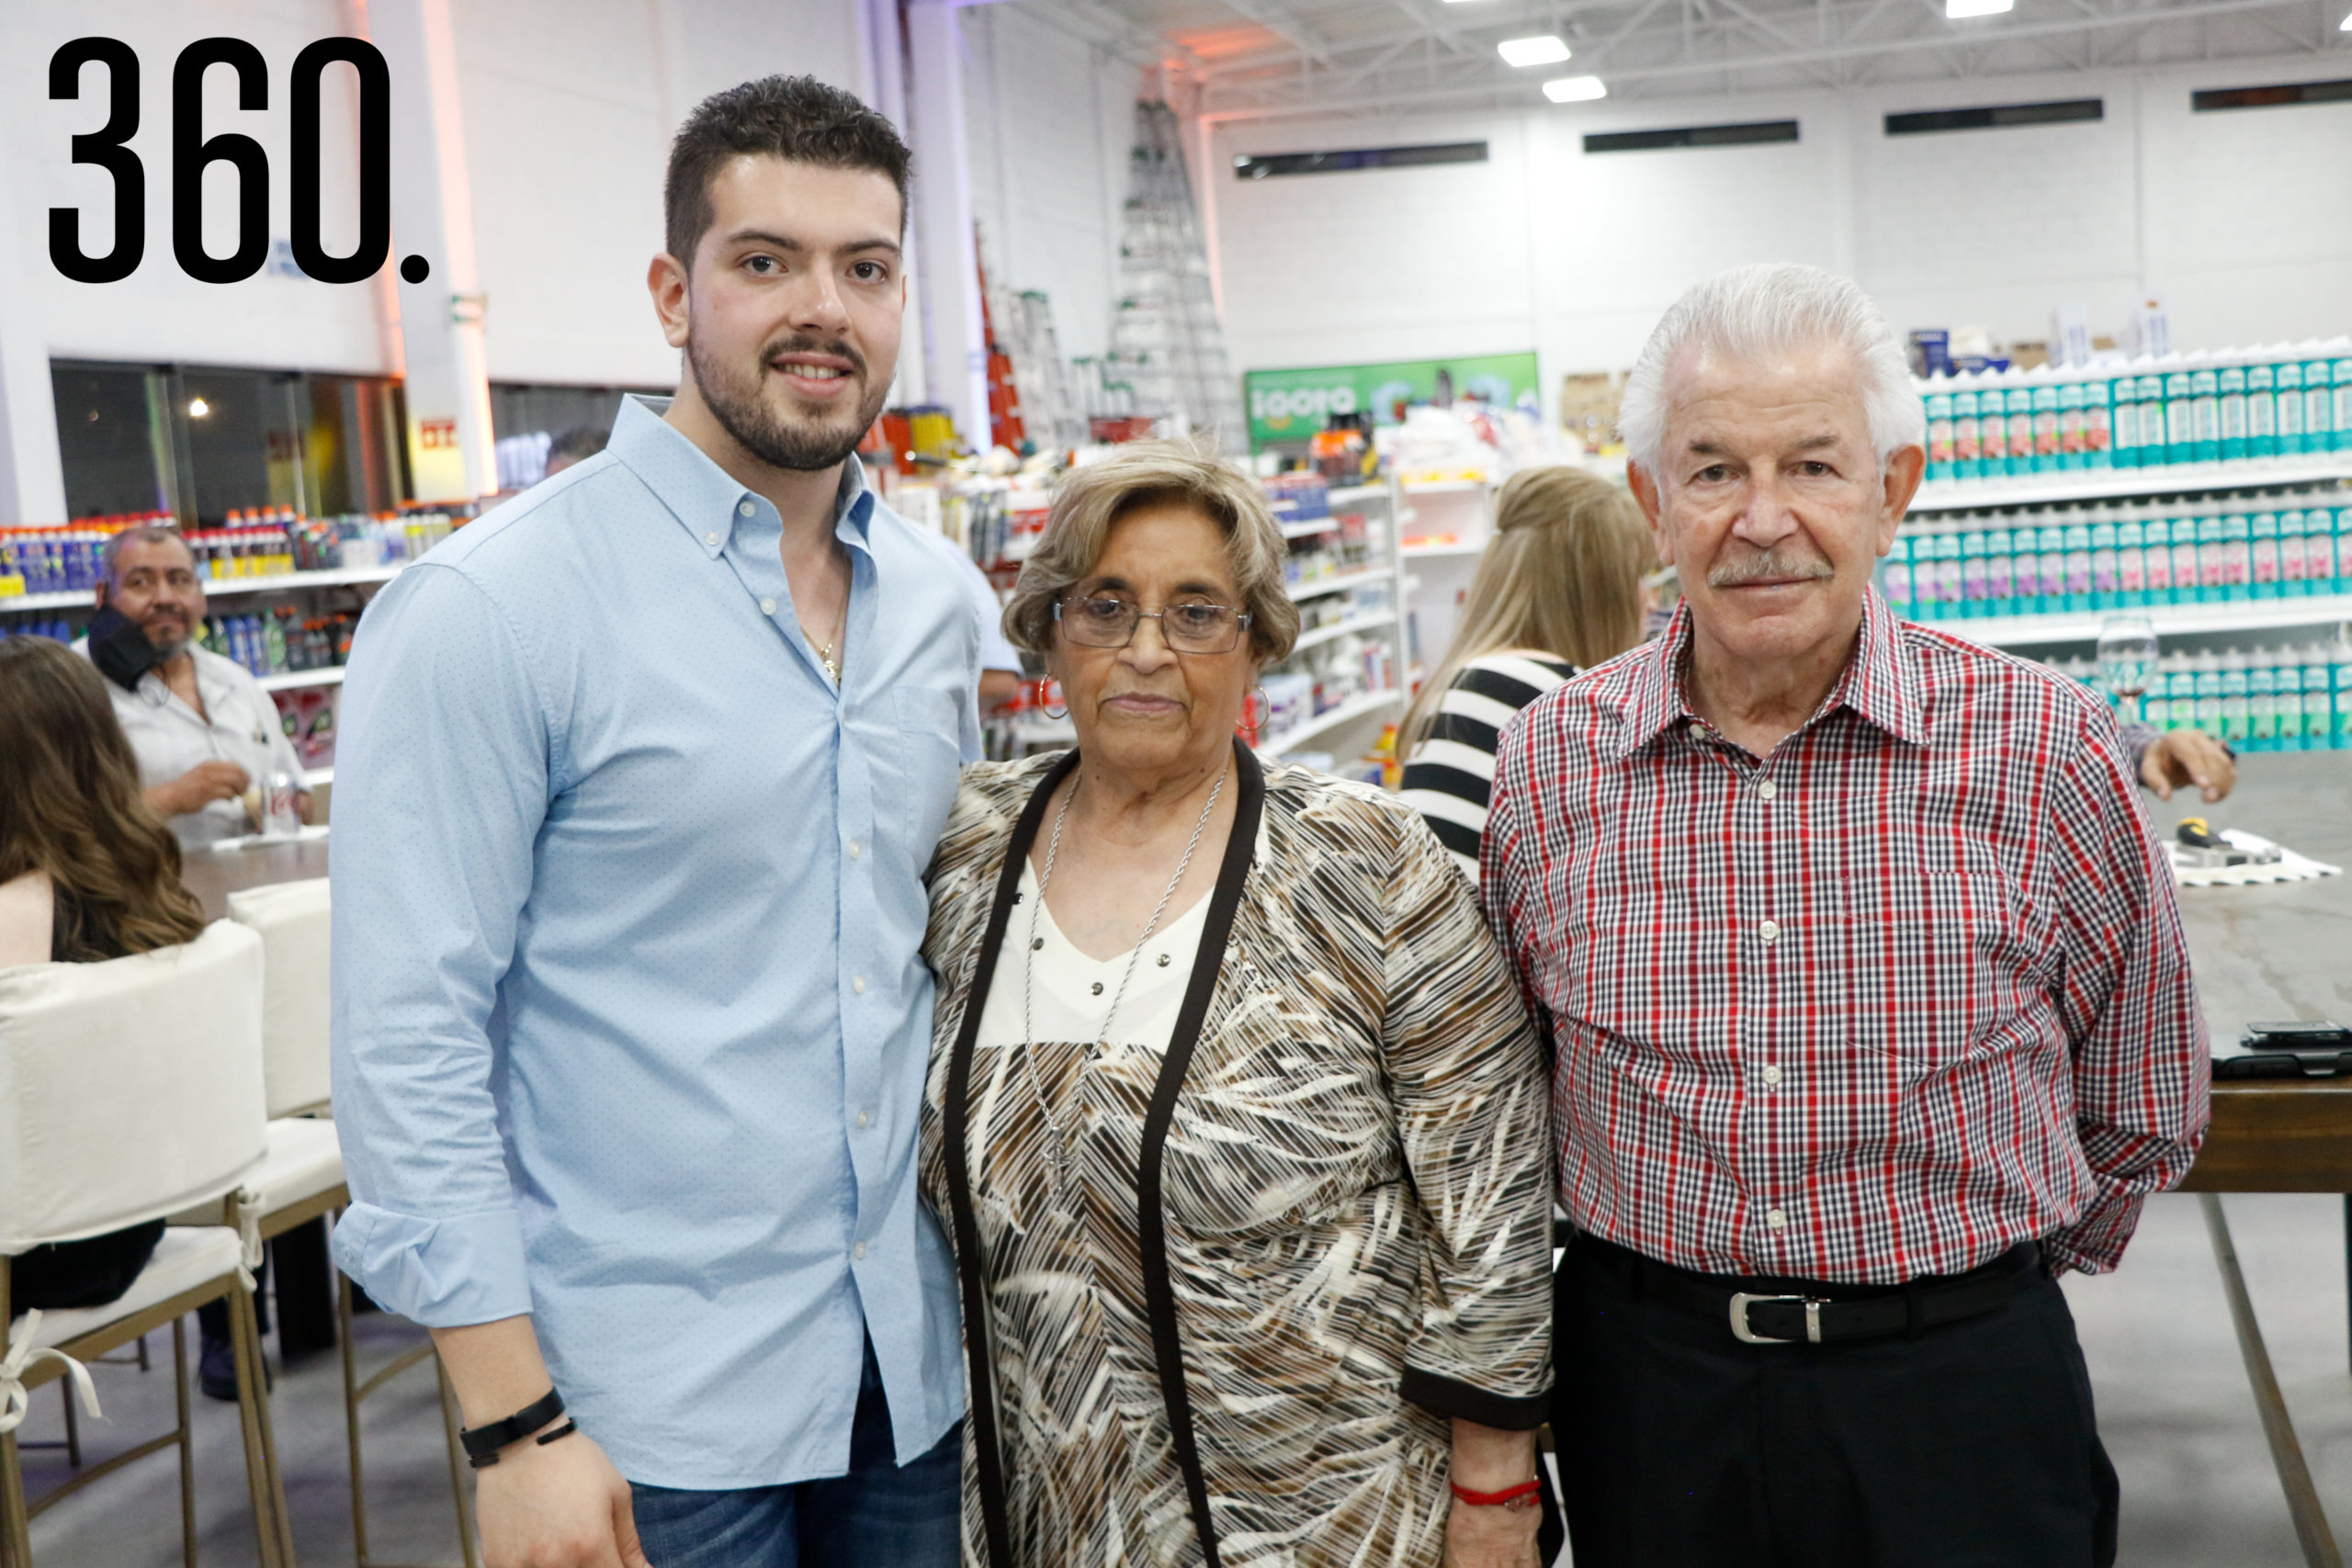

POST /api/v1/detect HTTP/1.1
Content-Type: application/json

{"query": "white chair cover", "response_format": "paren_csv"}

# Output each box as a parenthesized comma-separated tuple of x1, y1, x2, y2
(225, 878, 332, 1118)
(0, 921, 267, 1254)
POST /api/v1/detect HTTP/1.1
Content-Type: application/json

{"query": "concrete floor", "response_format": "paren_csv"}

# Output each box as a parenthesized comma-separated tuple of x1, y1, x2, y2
(11, 1190, 2352, 1565)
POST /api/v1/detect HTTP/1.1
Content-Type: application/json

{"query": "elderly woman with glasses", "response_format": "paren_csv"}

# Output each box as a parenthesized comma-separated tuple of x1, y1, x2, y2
(918, 441, 1555, 1568)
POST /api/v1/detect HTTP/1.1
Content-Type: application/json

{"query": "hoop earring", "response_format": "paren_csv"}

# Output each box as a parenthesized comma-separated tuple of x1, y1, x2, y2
(1250, 685, 1270, 728)
(1044, 700, 1069, 720)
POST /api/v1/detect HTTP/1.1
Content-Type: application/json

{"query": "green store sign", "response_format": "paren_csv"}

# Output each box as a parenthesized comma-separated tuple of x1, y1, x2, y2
(1243, 353, 1541, 451)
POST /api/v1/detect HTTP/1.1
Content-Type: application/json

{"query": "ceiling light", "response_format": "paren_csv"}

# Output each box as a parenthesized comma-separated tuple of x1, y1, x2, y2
(2340, 7, 2350, 28)
(1945, 0, 2014, 17)
(187, 398, 210, 418)
(1499, 35, 1572, 66)
(1543, 74, 1608, 102)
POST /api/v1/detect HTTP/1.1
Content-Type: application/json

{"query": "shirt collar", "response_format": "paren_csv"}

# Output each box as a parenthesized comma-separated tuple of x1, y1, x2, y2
(606, 394, 876, 561)
(1613, 587, 1924, 760)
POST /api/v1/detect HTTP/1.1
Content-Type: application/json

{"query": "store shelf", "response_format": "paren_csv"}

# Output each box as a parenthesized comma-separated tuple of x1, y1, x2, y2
(0, 562, 406, 615)
(1282, 516, 1342, 539)
(258, 666, 348, 693)
(1921, 592, 2352, 647)
(1290, 610, 1394, 655)
(1908, 457, 2352, 514)
(1327, 483, 1392, 507)
(304, 767, 334, 788)
(1260, 689, 1404, 756)
(1403, 540, 1484, 558)
(1288, 566, 1387, 603)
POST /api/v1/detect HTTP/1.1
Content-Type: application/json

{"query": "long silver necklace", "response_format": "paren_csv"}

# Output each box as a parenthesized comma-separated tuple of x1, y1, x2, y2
(1020, 763, 1228, 1184)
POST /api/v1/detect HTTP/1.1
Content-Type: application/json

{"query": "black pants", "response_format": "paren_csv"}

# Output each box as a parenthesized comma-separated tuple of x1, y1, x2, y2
(1554, 1236, 2120, 1568)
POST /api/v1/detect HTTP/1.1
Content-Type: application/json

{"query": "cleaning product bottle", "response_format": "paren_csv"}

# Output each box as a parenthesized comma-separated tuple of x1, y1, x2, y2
(2279, 506, 2308, 596)
(1934, 529, 1964, 616)
(2167, 653, 2199, 731)
(2278, 355, 2307, 454)
(1952, 379, 1983, 481)
(2086, 368, 2114, 469)
(2309, 646, 2335, 750)
(2248, 649, 2278, 752)
(2057, 369, 2086, 471)
(2006, 380, 2036, 479)
(2190, 353, 2222, 463)
(2218, 649, 2250, 746)
(2032, 371, 2063, 475)
(2247, 353, 2278, 459)
(2305, 347, 2336, 456)
(2193, 649, 2224, 733)
(2116, 513, 2146, 607)
(2275, 649, 2303, 751)
(1960, 529, 1987, 617)
(2036, 520, 2068, 615)
(2221, 507, 2252, 602)
(2333, 639, 2352, 750)
(2169, 513, 2201, 606)
(2089, 516, 2120, 611)
(2332, 341, 2352, 454)
(2110, 367, 2142, 469)
(1925, 384, 1955, 484)
(2218, 356, 2248, 463)
(1883, 533, 1915, 618)
(2250, 508, 2279, 599)
(2163, 355, 2197, 465)
(1984, 525, 2016, 616)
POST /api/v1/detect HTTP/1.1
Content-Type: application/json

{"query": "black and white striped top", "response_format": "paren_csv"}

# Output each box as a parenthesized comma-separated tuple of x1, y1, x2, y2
(1398, 651, 1578, 882)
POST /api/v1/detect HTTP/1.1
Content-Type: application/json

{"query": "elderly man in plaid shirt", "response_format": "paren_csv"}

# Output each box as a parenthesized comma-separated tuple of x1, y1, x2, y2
(1484, 263, 2210, 1568)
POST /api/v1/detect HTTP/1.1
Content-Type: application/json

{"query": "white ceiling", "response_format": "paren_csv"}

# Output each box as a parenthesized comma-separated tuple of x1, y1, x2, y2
(1011, 0, 2352, 119)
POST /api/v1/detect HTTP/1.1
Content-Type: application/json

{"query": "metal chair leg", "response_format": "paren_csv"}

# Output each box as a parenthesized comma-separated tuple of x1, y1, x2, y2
(174, 1319, 196, 1568)
(432, 1360, 481, 1568)
(1, 1427, 34, 1568)
(243, 1291, 299, 1568)
(338, 1273, 370, 1568)
(228, 1285, 289, 1568)
(57, 1387, 79, 1472)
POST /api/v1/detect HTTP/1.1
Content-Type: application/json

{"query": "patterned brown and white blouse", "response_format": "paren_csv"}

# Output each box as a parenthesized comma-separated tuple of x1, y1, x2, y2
(919, 744, 1555, 1568)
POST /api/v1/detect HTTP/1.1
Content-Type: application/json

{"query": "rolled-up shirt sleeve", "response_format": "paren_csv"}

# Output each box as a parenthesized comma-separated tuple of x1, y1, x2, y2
(1381, 807, 1555, 1429)
(329, 564, 555, 1325)
(2041, 713, 2211, 1274)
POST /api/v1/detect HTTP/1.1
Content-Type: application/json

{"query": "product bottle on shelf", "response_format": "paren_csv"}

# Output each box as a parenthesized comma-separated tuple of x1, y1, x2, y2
(2165, 654, 2199, 731)
(2277, 355, 2307, 454)
(2306, 347, 2337, 455)
(1984, 525, 2016, 615)
(2276, 649, 2304, 749)
(2247, 356, 2278, 458)
(2221, 508, 2252, 600)
(2057, 370, 2086, 471)
(2332, 343, 2352, 452)
(2005, 382, 2036, 479)
(2332, 640, 2351, 750)
(1934, 530, 1964, 615)
(2218, 358, 2249, 462)
(2218, 649, 2251, 746)
(2090, 517, 2120, 610)
(2116, 513, 2146, 607)
(2162, 357, 2197, 466)
(2062, 523, 2093, 612)
(2111, 369, 2142, 470)
(2192, 650, 2224, 733)
(2250, 508, 2280, 599)
(2084, 369, 2113, 469)
(1952, 381, 1983, 481)
(2163, 514, 2195, 606)
(2189, 355, 2222, 464)
(2031, 372, 2062, 475)
(1925, 386, 1955, 483)
(2280, 505, 2309, 594)
(1960, 530, 1988, 616)
(1883, 534, 1914, 617)
(2248, 650, 2278, 751)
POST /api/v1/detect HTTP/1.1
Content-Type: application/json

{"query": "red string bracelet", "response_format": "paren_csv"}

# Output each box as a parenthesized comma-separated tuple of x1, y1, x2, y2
(1450, 1479, 1542, 1509)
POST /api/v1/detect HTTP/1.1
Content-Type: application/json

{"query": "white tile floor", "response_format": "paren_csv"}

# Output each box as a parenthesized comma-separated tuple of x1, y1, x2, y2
(16, 1190, 2352, 1565)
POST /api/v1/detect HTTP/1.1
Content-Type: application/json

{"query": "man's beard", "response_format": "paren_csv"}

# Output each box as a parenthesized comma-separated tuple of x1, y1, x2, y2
(689, 330, 888, 472)
(141, 615, 190, 660)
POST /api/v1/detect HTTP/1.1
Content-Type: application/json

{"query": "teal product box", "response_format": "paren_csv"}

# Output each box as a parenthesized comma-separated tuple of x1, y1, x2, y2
(2218, 365, 2247, 461)
(2089, 521, 2120, 609)
(2036, 525, 2067, 614)
(2116, 518, 2145, 606)
(1925, 389, 1954, 483)
(2278, 361, 2306, 452)
(2195, 514, 2223, 603)
(1883, 534, 1915, 617)
(2247, 361, 2278, 457)
(2084, 376, 2112, 468)
(2250, 511, 2279, 599)
(2169, 516, 2200, 606)
(2307, 359, 2336, 454)
(1951, 388, 1981, 480)
(2190, 367, 2220, 463)
(2063, 525, 2092, 611)
(2005, 387, 2035, 478)
(1959, 530, 1987, 616)
(2031, 383, 2061, 473)
(1984, 527, 2016, 614)
(2165, 372, 2196, 464)
(2109, 377, 2140, 468)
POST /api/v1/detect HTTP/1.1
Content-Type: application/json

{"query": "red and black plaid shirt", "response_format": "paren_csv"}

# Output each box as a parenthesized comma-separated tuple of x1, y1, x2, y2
(1484, 591, 2210, 1281)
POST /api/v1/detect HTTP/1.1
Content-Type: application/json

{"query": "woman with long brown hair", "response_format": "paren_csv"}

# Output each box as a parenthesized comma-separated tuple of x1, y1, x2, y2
(1398, 466, 1651, 883)
(1, 634, 209, 1308)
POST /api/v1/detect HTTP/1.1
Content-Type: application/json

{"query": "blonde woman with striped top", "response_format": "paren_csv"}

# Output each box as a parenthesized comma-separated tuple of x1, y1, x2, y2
(1399, 467, 1652, 881)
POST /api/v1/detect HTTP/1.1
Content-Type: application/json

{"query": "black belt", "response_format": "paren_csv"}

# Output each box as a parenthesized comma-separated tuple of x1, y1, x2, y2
(1576, 1233, 2041, 1346)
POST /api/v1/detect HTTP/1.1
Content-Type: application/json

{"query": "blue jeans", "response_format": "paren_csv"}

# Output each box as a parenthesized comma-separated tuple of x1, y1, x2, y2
(629, 1338, 960, 1568)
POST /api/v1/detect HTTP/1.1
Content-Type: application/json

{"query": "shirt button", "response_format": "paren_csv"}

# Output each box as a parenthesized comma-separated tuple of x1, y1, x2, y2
(1762, 1064, 1783, 1088)
(1758, 778, 1778, 801)
(705, 531, 720, 547)
(1766, 1208, 1788, 1231)
(853, 1241, 866, 1260)
(1758, 919, 1780, 943)
(852, 976, 866, 995)
(737, 500, 754, 517)
(856, 1110, 870, 1128)
(761, 597, 776, 615)
(847, 840, 862, 859)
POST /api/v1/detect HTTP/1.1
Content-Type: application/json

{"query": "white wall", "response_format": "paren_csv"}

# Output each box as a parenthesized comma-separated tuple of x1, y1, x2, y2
(1204, 59, 2352, 416)
(958, 3, 1136, 364)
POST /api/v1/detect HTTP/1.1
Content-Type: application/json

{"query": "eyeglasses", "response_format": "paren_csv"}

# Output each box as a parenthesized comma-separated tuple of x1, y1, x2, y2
(1055, 594, 1252, 654)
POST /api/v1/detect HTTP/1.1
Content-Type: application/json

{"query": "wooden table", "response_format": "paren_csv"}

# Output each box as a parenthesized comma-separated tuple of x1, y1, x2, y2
(181, 835, 330, 920)
(2143, 750, 2352, 1568)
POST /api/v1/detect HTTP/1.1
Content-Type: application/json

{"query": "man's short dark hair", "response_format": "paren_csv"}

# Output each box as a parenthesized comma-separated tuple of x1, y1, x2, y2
(102, 524, 190, 589)
(663, 76, 911, 269)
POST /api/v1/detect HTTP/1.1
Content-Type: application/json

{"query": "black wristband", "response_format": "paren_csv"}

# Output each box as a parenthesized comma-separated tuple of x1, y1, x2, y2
(461, 1388, 565, 1469)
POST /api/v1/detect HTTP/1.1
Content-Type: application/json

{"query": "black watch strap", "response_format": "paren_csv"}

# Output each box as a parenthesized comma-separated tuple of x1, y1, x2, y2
(460, 1388, 565, 1469)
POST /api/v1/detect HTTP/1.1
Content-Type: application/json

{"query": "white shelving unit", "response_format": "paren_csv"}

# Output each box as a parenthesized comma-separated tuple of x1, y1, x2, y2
(1932, 593, 2352, 649)
(258, 666, 350, 693)
(1910, 457, 2352, 514)
(0, 562, 406, 615)
(1257, 479, 1410, 761)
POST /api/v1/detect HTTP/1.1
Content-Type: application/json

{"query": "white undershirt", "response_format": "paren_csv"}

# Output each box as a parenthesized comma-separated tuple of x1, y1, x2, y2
(975, 859, 1209, 1054)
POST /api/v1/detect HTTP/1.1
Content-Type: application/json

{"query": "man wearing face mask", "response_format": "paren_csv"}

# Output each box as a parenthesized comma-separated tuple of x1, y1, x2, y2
(331, 76, 978, 1568)
(77, 525, 311, 849)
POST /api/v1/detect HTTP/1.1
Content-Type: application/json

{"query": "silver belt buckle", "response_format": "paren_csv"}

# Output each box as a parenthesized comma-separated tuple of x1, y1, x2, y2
(1729, 1292, 1826, 1344)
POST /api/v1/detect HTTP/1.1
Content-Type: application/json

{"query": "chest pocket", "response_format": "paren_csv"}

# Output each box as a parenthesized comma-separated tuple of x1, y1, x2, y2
(1850, 849, 2042, 1078)
(889, 686, 964, 856)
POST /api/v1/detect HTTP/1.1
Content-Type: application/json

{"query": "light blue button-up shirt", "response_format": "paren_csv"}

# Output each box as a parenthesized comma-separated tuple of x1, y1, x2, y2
(329, 397, 978, 1487)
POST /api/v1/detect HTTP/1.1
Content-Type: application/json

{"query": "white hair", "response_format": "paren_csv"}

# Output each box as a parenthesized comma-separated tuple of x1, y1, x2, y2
(1617, 263, 1926, 478)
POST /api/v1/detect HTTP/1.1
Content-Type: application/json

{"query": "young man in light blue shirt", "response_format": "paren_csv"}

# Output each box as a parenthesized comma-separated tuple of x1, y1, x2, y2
(331, 77, 978, 1568)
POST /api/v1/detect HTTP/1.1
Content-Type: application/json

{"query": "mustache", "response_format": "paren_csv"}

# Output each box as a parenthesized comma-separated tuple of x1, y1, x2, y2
(763, 333, 866, 380)
(1708, 547, 1836, 588)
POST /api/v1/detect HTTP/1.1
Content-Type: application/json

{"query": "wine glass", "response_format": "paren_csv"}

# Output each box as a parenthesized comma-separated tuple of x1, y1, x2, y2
(2097, 614, 2159, 726)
